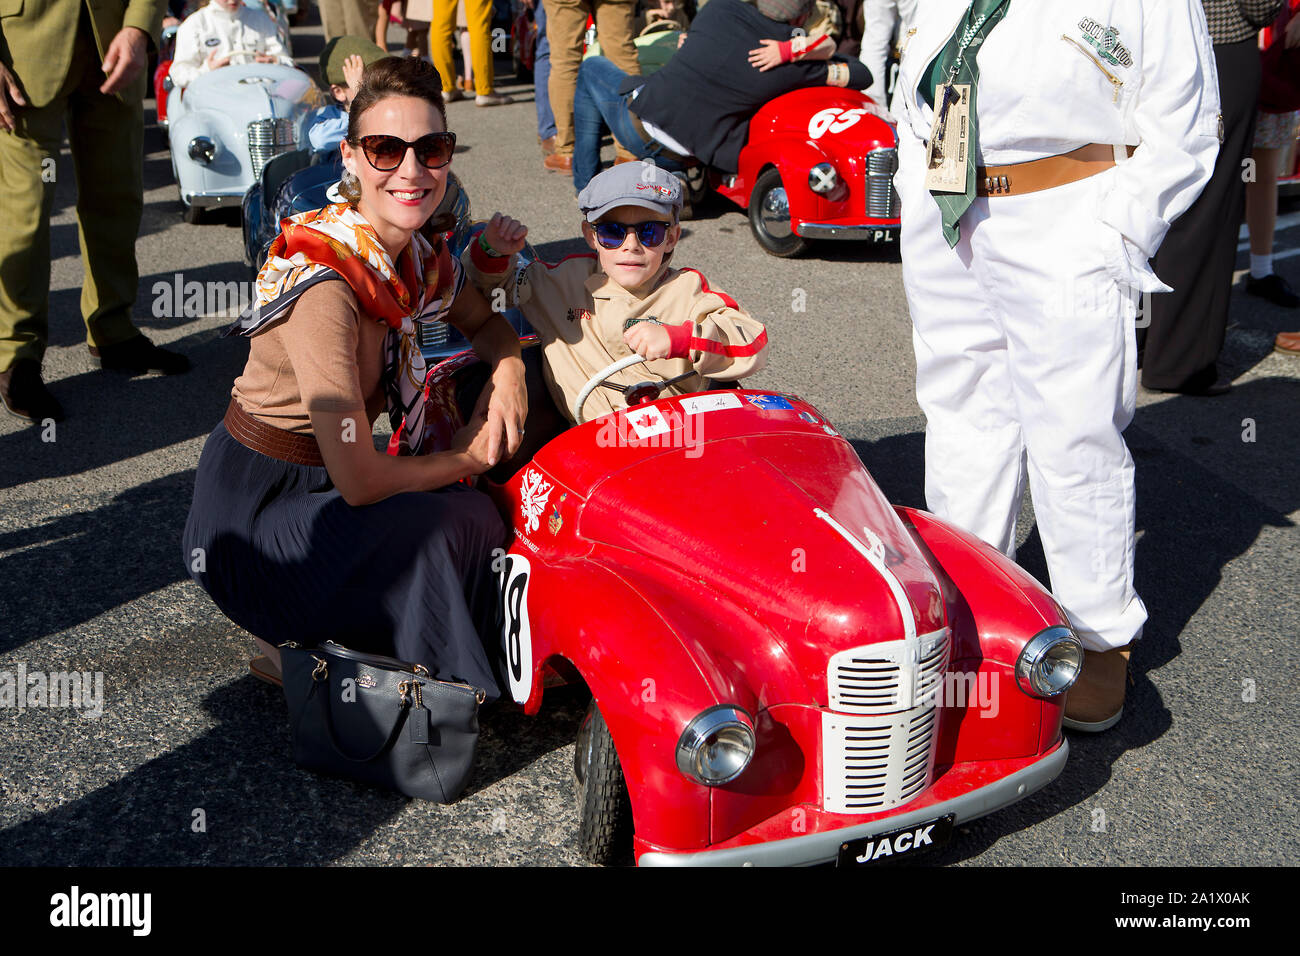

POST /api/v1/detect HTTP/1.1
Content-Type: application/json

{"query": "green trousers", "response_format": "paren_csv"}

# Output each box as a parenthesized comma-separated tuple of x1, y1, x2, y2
(0, 16, 146, 372)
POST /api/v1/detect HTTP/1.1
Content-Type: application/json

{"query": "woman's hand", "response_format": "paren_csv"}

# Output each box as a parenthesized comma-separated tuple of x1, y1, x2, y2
(623, 321, 672, 360)
(206, 50, 232, 71)
(748, 39, 784, 72)
(452, 417, 503, 473)
(471, 356, 528, 460)
(482, 212, 529, 257)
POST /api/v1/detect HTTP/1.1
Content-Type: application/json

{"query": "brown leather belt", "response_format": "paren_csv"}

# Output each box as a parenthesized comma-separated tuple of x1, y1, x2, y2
(224, 399, 325, 467)
(976, 143, 1136, 197)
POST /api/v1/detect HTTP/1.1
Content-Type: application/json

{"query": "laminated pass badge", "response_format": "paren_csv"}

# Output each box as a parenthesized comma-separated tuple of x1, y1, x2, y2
(924, 83, 970, 193)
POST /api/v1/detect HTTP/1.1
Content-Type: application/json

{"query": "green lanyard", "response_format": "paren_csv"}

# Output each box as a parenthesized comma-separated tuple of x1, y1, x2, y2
(920, 0, 1012, 109)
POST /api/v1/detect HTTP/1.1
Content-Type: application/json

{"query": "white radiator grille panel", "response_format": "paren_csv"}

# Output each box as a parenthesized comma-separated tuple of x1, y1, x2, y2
(827, 630, 949, 714)
(823, 630, 949, 814)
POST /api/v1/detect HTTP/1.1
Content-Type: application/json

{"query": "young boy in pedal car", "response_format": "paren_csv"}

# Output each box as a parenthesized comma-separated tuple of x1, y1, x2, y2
(462, 162, 769, 429)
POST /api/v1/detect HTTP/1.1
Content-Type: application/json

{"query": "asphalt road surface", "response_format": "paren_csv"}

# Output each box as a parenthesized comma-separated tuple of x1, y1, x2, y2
(1, 16, 1296, 868)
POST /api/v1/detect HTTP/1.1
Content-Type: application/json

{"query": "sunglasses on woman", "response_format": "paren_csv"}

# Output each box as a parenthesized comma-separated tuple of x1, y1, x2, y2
(591, 220, 673, 250)
(355, 132, 457, 171)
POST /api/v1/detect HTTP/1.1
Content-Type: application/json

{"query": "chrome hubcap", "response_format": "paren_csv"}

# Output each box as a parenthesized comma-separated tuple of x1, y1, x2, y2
(759, 186, 793, 239)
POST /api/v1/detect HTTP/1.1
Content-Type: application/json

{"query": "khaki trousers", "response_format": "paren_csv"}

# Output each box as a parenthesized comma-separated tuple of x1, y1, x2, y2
(431, 0, 496, 96)
(0, 16, 146, 371)
(546, 0, 638, 155)
(319, 0, 383, 42)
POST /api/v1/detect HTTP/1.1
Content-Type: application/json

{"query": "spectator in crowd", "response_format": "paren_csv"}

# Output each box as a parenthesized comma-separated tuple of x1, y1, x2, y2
(169, 0, 294, 89)
(431, 0, 512, 104)
(532, 0, 559, 157)
(394, 0, 434, 59)
(859, 0, 915, 114)
(0, 0, 189, 425)
(321, 0, 384, 41)
(1244, 0, 1300, 306)
(1140, 0, 1285, 397)
(305, 36, 389, 152)
(571, 0, 870, 194)
(545, 0, 640, 173)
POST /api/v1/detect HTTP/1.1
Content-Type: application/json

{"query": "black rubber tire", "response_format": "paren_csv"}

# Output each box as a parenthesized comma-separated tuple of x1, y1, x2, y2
(748, 166, 809, 258)
(574, 700, 633, 865)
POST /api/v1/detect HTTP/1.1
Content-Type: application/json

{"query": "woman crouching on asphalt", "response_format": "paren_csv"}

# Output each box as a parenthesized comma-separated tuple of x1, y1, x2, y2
(182, 56, 527, 696)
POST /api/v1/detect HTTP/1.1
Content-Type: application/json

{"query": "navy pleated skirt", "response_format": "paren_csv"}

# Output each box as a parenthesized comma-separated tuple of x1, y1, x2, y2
(181, 422, 507, 701)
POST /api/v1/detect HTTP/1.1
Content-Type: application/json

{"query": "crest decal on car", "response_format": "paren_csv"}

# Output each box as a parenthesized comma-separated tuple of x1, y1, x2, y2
(519, 468, 554, 534)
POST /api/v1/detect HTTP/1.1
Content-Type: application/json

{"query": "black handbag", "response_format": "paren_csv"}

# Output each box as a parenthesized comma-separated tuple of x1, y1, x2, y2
(279, 641, 485, 803)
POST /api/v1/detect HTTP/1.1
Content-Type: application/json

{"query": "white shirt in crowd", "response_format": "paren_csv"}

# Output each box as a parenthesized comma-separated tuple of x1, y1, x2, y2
(170, 2, 295, 89)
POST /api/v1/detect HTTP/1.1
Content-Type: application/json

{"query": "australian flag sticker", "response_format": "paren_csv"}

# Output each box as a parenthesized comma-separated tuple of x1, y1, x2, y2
(745, 394, 796, 412)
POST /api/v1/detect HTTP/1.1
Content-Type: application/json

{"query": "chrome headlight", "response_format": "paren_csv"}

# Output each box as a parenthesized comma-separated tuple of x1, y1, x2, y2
(808, 162, 838, 194)
(1016, 626, 1083, 697)
(188, 136, 216, 164)
(676, 706, 755, 786)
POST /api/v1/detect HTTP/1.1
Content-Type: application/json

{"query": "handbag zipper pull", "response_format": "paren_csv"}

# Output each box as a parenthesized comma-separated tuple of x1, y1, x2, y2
(408, 680, 430, 745)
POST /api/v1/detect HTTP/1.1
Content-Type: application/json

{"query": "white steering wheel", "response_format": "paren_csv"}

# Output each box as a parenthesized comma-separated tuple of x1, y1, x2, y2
(572, 354, 648, 425)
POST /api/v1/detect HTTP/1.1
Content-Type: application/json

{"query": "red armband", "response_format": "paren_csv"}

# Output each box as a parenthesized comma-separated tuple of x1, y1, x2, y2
(666, 321, 694, 359)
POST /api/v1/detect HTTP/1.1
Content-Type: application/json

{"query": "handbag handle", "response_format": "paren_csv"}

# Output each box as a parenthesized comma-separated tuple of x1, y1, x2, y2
(305, 678, 411, 764)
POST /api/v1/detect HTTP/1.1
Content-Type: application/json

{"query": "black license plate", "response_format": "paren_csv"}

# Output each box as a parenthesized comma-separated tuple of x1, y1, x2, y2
(836, 814, 955, 866)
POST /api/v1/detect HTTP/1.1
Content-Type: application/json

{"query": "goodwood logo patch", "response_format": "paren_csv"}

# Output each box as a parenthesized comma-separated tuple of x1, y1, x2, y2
(1078, 18, 1133, 68)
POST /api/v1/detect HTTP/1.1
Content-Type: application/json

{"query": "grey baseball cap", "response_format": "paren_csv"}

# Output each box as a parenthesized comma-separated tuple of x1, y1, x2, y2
(578, 162, 684, 222)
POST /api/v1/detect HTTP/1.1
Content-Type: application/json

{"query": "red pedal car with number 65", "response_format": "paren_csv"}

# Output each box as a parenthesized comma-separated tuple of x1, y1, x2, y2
(711, 86, 902, 258)
(420, 340, 1083, 866)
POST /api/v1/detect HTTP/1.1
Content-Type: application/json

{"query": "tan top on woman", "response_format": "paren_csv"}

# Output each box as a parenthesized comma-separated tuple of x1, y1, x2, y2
(232, 281, 390, 435)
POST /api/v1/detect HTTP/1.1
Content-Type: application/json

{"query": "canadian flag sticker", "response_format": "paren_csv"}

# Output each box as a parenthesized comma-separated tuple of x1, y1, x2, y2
(627, 405, 670, 438)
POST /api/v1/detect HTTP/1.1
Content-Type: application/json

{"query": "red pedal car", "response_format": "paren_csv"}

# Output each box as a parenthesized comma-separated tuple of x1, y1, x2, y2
(712, 86, 901, 258)
(421, 346, 1082, 866)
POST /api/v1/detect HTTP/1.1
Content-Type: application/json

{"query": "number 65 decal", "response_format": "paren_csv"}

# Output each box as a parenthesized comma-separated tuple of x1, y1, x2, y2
(808, 107, 870, 140)
(497, 553, 533, 704)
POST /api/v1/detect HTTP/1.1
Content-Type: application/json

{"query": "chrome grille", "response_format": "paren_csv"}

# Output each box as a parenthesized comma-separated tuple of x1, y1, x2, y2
(865, 147, 900, 220)
(247, 119, 297, 178)
(823, 630, 949, 814)
(417, 321, 450, 353)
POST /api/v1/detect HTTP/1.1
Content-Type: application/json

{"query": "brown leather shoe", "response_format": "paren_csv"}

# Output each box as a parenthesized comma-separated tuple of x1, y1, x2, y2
(539, 135, 556, 155)
(0, 358, 64, 423)
(543, 152, 572, 173)
(1063, 645, 1131, 732)
(1276, 330, 1300, 354)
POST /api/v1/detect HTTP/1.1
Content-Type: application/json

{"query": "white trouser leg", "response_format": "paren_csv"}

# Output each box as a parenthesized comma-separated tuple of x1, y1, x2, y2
(860, 0, 900, 106)
(900, 153, 1147, 652)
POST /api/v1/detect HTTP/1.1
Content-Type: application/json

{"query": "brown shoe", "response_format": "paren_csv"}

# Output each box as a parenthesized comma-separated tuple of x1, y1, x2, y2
(1063, 645, 1131, 732)
(539, 135, 556, 155)
(543, 152, 572, 173)
(0, 358, 64, 423)
(613, 155, 637, 165)
(1276, 330, 1300, 354)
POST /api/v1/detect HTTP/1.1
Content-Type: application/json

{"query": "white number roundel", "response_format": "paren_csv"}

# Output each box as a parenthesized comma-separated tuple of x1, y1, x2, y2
(808, 107, 869, 140)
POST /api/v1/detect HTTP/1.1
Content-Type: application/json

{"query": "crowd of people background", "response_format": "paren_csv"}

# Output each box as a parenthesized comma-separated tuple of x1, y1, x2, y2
(1, 0, 1298, 740)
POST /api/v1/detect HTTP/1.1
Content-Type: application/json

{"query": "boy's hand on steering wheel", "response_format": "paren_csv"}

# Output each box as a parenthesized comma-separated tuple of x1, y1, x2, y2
(482, 212, 529, 257)
(624, 321, 672, 360)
